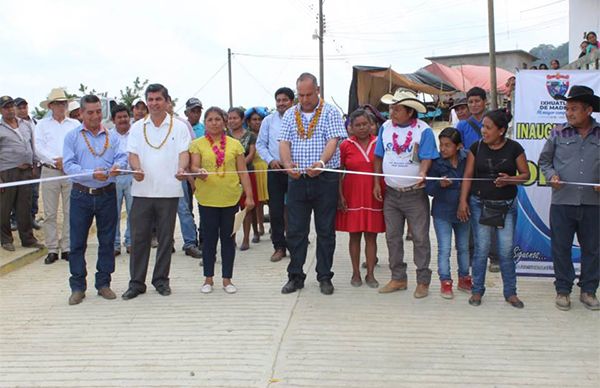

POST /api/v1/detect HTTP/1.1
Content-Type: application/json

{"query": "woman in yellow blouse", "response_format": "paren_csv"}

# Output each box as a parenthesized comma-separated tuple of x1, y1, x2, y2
(245, 107, 269, 236)
(189, 107, 254, 294)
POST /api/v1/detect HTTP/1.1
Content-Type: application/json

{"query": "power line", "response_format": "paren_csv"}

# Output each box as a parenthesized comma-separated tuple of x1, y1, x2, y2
(175, 61, 228, 112)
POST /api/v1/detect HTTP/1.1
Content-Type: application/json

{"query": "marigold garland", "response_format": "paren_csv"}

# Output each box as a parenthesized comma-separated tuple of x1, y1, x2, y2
(143, 114, 173, 149)
(294, 99, 324, 139)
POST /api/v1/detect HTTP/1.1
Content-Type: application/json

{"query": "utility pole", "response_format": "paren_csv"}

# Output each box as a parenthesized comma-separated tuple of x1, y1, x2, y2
(228, 48, 233, 108)
(487, 0, 498, 109)
(318, 0, 325, 97)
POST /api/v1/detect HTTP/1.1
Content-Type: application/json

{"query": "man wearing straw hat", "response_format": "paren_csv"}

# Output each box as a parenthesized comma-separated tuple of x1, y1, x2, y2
(34, 88, 80, 264)
(539, 85, 600, 311)
(374, 88, 439, 298)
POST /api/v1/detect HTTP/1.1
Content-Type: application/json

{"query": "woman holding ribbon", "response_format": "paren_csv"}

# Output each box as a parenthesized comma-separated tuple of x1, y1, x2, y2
(457, 109, 530, 308)
(189, 107, 254, 294)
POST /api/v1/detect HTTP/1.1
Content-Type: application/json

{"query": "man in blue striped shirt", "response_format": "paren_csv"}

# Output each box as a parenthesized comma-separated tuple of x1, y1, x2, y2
(62, 95, 128, 305)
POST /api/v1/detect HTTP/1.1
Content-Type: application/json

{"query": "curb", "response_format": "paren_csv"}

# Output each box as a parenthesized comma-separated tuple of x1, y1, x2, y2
(0, 247, 48, 276)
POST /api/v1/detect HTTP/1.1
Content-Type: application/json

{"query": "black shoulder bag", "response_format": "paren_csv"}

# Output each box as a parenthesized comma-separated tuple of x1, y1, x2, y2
(474, 140, 513, 228)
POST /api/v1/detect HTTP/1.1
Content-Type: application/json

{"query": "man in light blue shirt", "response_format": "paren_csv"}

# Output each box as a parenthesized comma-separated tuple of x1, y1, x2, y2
(256, 87, 294, 262)
(62, 95, 127, 305)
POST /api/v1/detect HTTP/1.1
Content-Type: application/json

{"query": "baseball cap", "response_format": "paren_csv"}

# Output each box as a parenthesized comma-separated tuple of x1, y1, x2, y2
(132, 98, 146, 107)
(0, 96, 14, 108)
(14, 97, 28, 106)
(185, 98, 203, 110)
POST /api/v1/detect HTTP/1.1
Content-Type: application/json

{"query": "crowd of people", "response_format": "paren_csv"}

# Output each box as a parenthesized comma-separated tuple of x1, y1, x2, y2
(0, 71, 598, 312)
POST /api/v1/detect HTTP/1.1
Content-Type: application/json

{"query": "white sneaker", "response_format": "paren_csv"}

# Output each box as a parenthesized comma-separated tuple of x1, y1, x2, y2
(223, 284, 237, 294)
(201, 284, 213, 294)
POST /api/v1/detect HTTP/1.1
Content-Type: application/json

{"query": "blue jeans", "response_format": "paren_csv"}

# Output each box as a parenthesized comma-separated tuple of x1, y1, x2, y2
(199, 205, 237, 278)
(286, 172, 338, 281)
(433, 217, 470, 281)
(550, 204, 599, 295)
(178, 181, 198, 249)
(469, 196, 517, 299)
(69, 187, 117, 292)
(114, 175, 132, 249)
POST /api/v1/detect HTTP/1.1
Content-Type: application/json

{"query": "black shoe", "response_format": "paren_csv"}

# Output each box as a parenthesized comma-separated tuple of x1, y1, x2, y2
(61, 252, 69, 261)
(281, 276, 305, 294)
(44, 253, 59, 264)
(156, 285, 171, 296)
(319, 279, 334, 295)
(122, 288, 143, 300)
(32, 219, 42, 230)
(184, 246, 202, 258)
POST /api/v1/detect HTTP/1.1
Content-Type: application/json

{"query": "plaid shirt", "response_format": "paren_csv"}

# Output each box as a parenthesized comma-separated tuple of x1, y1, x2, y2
(279, 101, 347, 170)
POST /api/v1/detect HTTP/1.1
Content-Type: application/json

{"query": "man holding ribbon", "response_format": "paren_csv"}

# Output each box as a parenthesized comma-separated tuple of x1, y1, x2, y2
(279, 72, 347, 295)
(121, 83, 191, 300)
(539, 85, 600, 311)
(62, 95, 127, 305)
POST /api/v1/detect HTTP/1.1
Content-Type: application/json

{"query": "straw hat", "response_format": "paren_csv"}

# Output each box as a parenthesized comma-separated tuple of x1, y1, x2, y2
(40, 88, 70, 109)
(380, 88, 427, 113)
(68, 100, 80, 112)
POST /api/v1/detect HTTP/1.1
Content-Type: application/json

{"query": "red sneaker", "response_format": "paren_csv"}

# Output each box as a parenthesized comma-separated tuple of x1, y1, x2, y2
(458, 276, 472, 293)
(440, 280, 453, 299)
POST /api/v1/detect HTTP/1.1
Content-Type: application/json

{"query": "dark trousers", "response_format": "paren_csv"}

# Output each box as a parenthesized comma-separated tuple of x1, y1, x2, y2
(129, 197, 178, 292)
(286, 171, 338, 282)
(198, 204, 237, 278)
(267, 170, 288, 250)
(551, 204, 600, 295)
(68, 187, 117, 292)
(0, 168, 36, 245)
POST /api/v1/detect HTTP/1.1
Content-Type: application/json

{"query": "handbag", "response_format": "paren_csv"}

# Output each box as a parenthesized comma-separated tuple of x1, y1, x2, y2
(479, 199, 513, 228)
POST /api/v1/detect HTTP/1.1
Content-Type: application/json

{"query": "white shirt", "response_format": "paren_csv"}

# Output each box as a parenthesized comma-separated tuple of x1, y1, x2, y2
(127, 113, 191, 198)
(34, 116, 80, 165)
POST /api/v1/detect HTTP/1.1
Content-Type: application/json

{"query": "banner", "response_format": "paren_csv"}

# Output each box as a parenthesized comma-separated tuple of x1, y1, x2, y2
(513, 70, 600, 276)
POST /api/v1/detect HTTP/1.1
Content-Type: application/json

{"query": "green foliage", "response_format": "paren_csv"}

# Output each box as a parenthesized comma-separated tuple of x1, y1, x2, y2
(529, 42, 569, 67)
(33, 107, 47, 120)
(119, 77, 149, 110)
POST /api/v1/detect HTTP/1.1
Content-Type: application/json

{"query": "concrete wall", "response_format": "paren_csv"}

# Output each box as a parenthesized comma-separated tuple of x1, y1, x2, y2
(432, 53, 533, 72)
(569, 0, 600, 62)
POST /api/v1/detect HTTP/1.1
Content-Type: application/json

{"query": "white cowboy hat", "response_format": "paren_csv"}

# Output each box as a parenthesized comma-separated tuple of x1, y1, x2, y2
(68, 100, 80, 112)
(380, 88, 427, 113)
(40, 88, 70, 109)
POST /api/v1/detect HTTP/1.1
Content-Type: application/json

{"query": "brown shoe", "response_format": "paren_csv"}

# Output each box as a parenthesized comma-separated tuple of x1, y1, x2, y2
(378, 279, 407, 293)
(97, 287, 116, 300)
(580, 292, 600, 310)
(68, 291, 85, 305)
(414, 283, 429, 298)
(555, 293, 571, 311)
(270, 249, 286, 262)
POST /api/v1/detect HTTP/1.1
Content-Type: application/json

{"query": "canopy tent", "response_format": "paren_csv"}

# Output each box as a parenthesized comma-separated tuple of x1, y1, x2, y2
(348, 66, 456, 113)
(423, 62, 514, 95)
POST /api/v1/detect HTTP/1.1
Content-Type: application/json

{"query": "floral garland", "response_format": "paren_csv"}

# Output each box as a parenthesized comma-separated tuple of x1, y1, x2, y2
(294, 99, 324, 139)
(206, 132, 226, 177)
(81, 129, 110, 157)
(143, 114, 173, 149)
(392, 130, 413, 154)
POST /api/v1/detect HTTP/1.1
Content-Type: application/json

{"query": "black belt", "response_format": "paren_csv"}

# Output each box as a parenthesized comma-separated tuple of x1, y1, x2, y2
(72, 182, 115, 195)
(42, 163, 59, 170)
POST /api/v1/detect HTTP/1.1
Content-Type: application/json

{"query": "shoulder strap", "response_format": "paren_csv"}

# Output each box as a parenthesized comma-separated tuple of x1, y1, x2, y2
(467, 118, 482, 137)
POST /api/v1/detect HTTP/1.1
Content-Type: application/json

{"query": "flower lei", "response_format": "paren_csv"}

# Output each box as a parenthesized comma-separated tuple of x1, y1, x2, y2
(392, 130, 413, 154)
(81, 128, 110, 157)
(206, 132, 226, 177)
(294, 99, 324, 139)
(143, 114, 173, 149)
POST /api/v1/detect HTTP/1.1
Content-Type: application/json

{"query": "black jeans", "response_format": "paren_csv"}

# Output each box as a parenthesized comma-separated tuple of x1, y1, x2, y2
(267, 170, 288, 250)
(0, 167, 36, 245)
(128, 197, 178, 292)
(198, 204, 237, 278)
(286, 171, 338, 281)
(551, 204, 599, 295)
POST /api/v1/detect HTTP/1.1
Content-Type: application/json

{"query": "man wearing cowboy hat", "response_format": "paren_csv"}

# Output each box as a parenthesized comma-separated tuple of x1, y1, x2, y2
(539, 85, 600, 311)
(34, 88, 80, 264)
(374, 88, 439, 298)
(0, 96, 44, 252)
(450, 97, 469, 127)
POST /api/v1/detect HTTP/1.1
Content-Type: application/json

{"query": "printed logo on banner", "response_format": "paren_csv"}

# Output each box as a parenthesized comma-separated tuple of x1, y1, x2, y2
(546, 73, 569, 99)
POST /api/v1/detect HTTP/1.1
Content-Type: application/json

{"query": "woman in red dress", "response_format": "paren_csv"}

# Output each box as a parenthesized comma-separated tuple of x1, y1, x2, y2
(336, 109, 385, 288)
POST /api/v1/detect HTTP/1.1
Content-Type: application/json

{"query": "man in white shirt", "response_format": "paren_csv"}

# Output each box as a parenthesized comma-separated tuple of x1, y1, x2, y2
(34, 88, 80, 264)
(122, 84, 191, 300)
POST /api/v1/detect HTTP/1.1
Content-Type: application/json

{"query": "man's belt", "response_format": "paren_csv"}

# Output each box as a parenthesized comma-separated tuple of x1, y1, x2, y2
(16, 163, 32, 170)
(387, 184, 423, 193)
(72, 182, 115, 196)
(42, 163, 59, 170)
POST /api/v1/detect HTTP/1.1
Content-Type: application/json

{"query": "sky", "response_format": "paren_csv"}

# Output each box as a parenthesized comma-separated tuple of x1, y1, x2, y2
(0, 0, 569, 115)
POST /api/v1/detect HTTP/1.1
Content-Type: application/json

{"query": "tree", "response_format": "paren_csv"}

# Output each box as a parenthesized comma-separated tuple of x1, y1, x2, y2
(119, 77, 149, 110)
